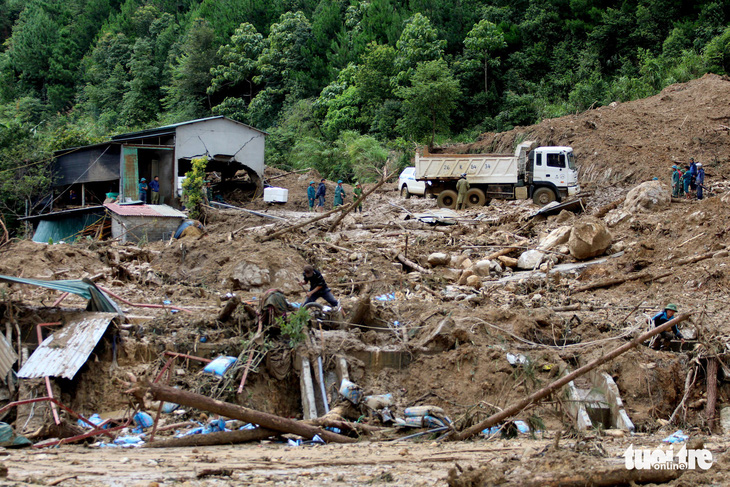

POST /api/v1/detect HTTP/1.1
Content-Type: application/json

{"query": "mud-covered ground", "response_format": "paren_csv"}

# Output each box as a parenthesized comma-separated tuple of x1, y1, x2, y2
(3, 75, 730, 486)
(7, 434, 730, 486)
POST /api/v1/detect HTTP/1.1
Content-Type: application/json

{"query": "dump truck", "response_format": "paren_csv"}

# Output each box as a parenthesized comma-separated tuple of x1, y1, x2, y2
(415, 141, 580, 207)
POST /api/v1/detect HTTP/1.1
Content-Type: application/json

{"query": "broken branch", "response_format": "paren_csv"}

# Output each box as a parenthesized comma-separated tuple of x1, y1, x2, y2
(449, 312, 690, 441)
(572, 270, 672, 294)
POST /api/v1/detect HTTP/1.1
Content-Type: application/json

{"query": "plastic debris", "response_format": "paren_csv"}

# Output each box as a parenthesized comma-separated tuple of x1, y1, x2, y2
(339, 379, 363, 405)
(482, 420, 531, 437)
(287, 435, 325, 447)
(77, 413, 107, 429)
(0, 422, 31, 448)
(133, 411, 154, 429)
(203, 356, 238, 377)
(506, 353, 528, 366)
(375, 293, 396, 301)
(110, 435, 144, 447)
(663, 430, 689, 443)
(161, 402, 179, 414)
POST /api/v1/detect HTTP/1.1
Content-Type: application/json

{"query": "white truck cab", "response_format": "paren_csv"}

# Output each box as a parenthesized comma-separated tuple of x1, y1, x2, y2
(528, 146, 580, 204)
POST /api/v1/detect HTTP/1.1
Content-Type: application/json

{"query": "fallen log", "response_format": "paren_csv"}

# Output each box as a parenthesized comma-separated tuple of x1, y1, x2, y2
(396, 253, 432, 274)
(448, 313, 690, 441)
(572, 270, 672, 294)
(674, 249, 717, 266)
(144, 427, 277, 448)
(130, 382, 357, 444)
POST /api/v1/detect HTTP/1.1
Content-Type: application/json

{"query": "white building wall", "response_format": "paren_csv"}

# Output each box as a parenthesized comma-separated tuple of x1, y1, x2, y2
(175, 118, 266, 178)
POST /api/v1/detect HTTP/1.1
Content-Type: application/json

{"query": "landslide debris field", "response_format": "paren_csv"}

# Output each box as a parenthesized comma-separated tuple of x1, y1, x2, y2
(2, 74, 730, 486)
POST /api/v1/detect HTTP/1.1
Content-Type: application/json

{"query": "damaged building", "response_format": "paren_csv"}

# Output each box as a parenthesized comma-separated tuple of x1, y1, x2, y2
(53, 116, 267, 208)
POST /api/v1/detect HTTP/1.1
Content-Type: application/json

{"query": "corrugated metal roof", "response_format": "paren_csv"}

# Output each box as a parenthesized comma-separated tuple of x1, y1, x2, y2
(104, 203, 185, 218)
(19, 206, 105, 222)
(111, 116, 268, 142)
(0, 335, 17, 378)
(18, 313, 117, 380)
(149, 204, 187, 218)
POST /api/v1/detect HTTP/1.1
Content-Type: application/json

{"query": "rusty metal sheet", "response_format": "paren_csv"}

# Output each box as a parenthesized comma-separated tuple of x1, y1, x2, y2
(104, 203, 185, 218)
(0, 335, 17, 379)
(18, 313, 117, 380)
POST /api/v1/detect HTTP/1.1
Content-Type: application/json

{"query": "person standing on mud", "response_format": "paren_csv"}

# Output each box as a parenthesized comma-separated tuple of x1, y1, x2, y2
(353, 182, 363, 213)
(307, 181, 316, 212)
(683, 165, 692, 199)
(671, 166, 680, 197)
(334, 180, 346, 208)
(689, 158, 698, 192)
(677, 166, 685, 196)
(315, 178, 326, 211)
(696, 163, 705, 200)
(650, 303, 683, 350)
(456, 173, 470, 210)
(299, 265, 338, 307)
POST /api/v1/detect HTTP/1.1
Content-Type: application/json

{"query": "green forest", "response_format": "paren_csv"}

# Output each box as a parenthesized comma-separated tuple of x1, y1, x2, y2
(0, 0, 729, 228)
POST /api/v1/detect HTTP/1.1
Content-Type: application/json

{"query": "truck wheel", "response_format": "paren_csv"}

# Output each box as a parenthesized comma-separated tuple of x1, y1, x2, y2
(533, 187, 556, 206)
(465, 188, 486, 207)
(401, 186, 411, 199)
(437, 190, 457, 208)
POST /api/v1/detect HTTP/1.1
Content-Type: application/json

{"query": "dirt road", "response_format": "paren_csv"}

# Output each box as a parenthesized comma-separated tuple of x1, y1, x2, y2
(7, 434, 729, 486)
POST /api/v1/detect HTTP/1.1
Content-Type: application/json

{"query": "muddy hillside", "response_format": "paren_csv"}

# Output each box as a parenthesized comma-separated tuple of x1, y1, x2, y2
(1, 74, 730, 486)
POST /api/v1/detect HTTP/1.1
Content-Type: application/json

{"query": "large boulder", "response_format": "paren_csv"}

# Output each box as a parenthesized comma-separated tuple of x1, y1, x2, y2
(624, 180, 671, 213)
(428, 252, 451, 267)
(569, 217, 613, 260)
(229, 262, 270, 290)
(537, 226, 572, 251)
(517, 250, 545, 269)
(473, 260, 493, 277)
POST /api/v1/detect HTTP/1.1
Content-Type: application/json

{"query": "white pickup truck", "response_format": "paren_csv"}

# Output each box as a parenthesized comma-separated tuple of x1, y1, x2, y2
(398, 167, 428, 198)
(415, 141, 580, 207)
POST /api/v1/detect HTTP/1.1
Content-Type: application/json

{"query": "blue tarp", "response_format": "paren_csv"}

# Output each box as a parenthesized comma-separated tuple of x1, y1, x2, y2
(0, 275, 121, 313)
(32, 212, 105, 243)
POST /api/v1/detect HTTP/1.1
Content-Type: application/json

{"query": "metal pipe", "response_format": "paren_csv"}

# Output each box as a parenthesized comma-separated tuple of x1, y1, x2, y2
(36, 322, 62, 425)
(97, 285, 193, 313)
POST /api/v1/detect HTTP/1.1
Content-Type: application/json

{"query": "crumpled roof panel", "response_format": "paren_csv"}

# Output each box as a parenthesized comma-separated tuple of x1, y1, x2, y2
(18, 313, 117, 380)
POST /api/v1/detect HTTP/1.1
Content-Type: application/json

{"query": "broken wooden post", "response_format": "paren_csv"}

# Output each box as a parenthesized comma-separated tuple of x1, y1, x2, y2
(706, 357, 718, 431)
(335, 356, 349, 384)
(449, 313, 690, 441)
(144, 427, 277, 448)
(299, 356, 318, 420)
(131, 382, 357, 444)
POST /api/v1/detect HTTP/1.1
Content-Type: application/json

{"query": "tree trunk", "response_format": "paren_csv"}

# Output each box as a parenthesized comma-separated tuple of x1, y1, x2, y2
(144, 427, 277, 448)
(131, 382, 357, 444)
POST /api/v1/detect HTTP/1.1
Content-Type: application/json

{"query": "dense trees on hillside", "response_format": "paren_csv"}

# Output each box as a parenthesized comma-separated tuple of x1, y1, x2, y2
(0, 0, 728, 227)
